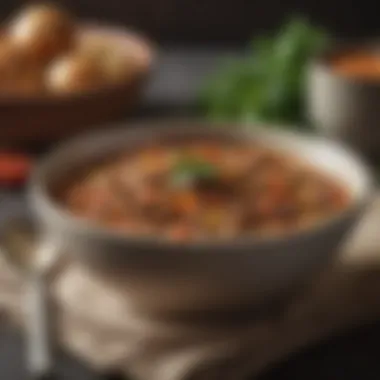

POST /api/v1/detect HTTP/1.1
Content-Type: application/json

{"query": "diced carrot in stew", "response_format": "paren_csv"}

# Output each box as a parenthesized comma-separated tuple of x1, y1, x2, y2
(173, 191, 200, 215)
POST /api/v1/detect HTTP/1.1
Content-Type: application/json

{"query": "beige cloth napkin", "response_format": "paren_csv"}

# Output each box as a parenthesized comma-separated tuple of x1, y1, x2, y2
(1, 199, 380, 380)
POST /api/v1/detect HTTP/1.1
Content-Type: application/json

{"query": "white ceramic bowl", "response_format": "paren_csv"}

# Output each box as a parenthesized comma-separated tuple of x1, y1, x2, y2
(28, 121, 374, 317)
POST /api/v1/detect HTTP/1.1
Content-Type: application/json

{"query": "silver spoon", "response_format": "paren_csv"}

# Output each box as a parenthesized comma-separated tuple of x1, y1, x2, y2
(0, 217, 62, 379)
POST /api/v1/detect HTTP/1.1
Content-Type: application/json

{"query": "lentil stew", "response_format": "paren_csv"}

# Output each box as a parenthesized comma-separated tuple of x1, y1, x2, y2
(59, 139, 350, 242)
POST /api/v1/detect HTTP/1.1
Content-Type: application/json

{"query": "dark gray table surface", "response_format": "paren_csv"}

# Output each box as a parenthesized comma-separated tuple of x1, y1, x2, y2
(0, 48, 380, 379)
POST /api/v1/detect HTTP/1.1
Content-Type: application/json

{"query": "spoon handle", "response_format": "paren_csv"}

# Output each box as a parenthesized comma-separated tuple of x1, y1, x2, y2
(25, 272, 55, 379)
(0, 216, 62, 379)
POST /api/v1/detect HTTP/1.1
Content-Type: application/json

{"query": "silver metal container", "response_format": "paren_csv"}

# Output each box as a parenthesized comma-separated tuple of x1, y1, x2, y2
(306, 42, 380, 161)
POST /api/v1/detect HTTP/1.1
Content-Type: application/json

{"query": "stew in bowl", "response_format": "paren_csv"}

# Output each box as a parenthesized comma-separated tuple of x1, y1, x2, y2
(59, 138, 350, 242)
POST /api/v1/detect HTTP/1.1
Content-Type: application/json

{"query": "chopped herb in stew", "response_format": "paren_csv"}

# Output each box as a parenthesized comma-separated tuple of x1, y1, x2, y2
(60, 141, 350, 241)
(171, 156, 220, 189)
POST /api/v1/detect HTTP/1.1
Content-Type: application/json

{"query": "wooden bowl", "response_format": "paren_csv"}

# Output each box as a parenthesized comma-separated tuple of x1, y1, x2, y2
(0, 23, 155, 145)
(306, 41, 380, 162)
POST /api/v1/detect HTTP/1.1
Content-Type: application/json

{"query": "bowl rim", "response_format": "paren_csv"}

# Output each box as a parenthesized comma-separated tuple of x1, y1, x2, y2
(309, 38, 380, 87)
(0, 21, 156, 105)
(28, 120, 375, 252)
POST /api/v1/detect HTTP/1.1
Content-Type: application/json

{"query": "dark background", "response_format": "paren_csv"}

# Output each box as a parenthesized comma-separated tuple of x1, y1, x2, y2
(0, 0, 379, 45)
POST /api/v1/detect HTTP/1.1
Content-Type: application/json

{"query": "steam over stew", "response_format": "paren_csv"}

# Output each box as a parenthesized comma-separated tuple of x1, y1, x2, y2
(61, 140, 350, 241)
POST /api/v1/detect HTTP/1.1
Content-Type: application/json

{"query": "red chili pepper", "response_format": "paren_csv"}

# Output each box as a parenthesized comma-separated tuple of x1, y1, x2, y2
(0, 152, 33, 186)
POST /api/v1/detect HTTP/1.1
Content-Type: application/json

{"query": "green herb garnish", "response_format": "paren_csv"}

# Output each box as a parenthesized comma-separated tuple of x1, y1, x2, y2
(199, 16, 329, 127)
(171, 156, 220, 188)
